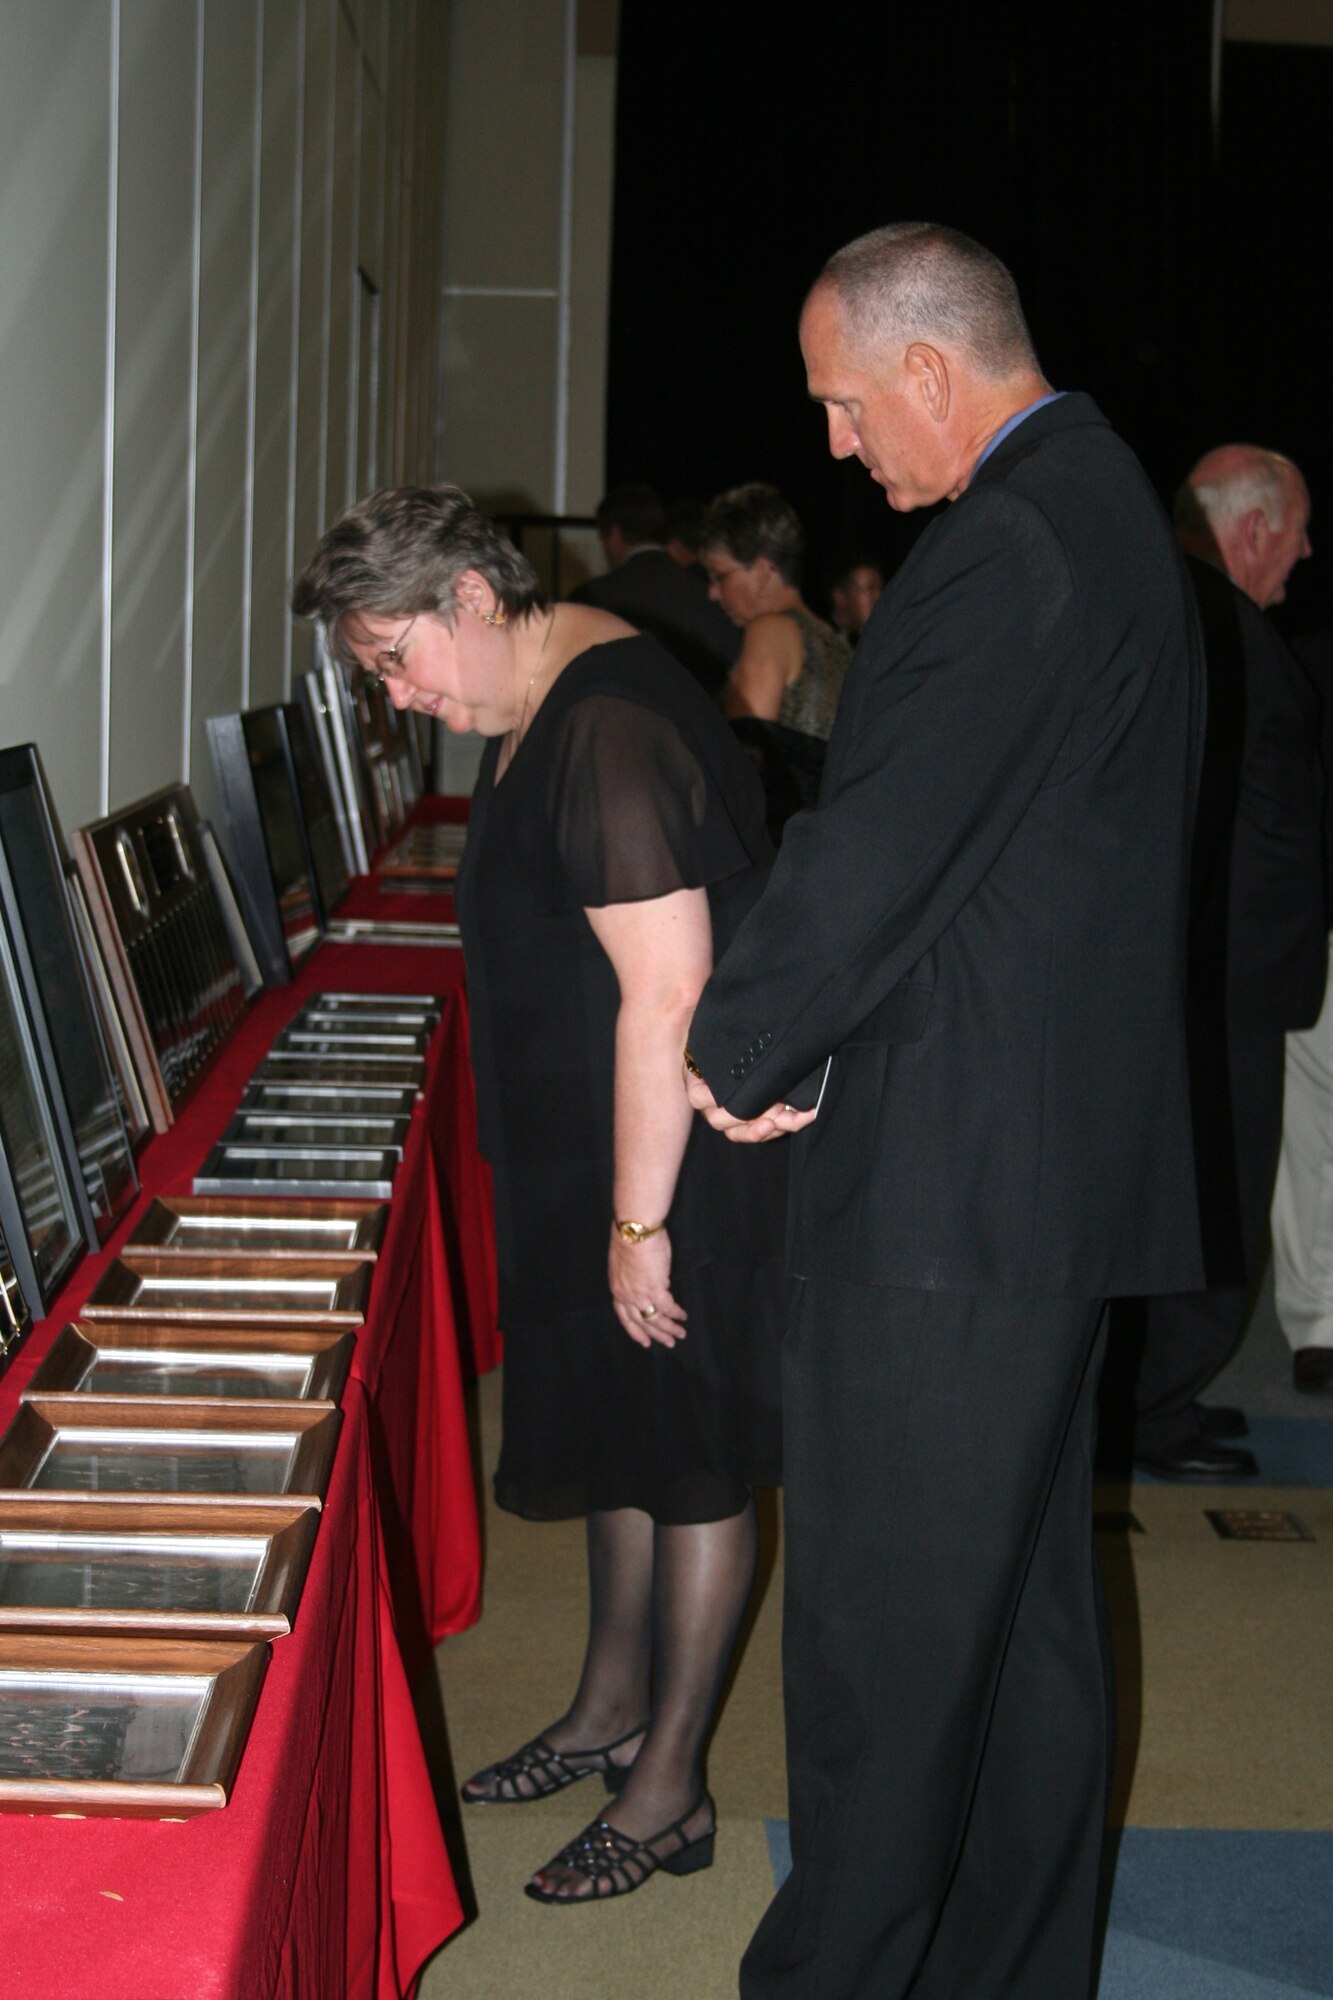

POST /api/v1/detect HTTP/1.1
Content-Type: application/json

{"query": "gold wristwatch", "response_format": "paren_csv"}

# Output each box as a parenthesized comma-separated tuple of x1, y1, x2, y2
(614, 1218, 666, 1244)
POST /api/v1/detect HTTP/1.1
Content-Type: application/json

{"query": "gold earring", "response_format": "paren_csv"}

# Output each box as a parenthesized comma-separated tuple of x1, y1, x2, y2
(482, 607, 507, 628)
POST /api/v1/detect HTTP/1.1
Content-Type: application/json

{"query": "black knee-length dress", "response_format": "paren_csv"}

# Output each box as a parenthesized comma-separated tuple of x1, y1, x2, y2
(454, 634, 788, 1525)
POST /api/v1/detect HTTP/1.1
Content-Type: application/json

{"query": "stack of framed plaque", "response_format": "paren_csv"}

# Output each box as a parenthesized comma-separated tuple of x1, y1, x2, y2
(72, 787, 250, 1131)
(197, 990, 438, 1197)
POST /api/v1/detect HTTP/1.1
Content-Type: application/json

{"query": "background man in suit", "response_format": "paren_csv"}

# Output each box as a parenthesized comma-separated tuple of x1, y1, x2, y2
(570, 482, 739, 694)
(684, 223, 1203, 1999)
(1114, 447, 1323, 1477)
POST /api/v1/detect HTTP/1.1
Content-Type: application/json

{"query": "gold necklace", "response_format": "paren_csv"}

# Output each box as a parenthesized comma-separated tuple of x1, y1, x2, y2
(510, 608, 557, 754)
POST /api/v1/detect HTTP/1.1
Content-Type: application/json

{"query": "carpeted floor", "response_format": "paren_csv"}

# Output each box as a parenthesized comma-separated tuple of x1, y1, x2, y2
(418, 1268, 1333, 1999)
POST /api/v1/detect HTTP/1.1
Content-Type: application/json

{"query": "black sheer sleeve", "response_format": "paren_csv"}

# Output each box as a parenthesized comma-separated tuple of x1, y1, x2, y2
(546, 693, 752, 907)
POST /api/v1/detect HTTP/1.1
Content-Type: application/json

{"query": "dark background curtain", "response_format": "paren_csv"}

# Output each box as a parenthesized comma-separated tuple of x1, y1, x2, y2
(604, 1, 1331, 633)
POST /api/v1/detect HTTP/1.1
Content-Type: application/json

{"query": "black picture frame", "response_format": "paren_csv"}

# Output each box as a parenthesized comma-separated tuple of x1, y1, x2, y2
(0, 911, 87, 1318)
(0, 747, 137, 1245)
(278, 703, 349, 925)
(206, 709, 321, 988)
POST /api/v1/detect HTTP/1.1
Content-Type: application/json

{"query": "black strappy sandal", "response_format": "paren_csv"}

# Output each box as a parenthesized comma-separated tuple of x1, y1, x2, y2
(523, 1794, 715, 1903)
(460, 1723, 645, 1804)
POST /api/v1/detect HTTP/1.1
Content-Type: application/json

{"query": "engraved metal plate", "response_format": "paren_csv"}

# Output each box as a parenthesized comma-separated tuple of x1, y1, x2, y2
(250, 1053, 424, 1089)
(128, 1195, 388, 1259)
(221, 1111, 410, 1153)
(325, 919, 461, 946)
(271, 1022, 430, 1055)
(0, 1631, 268, 1815)
(193, 1146, 399, 1200)
(0, 1398, 342, 1509)
(1205, 1509, 1315, 1542)
(25, 1320, 355, 1406)
(0, 1496, 319, 1639)
(82, 1251, 371, 1327)
(239, 1083, 418, 1121)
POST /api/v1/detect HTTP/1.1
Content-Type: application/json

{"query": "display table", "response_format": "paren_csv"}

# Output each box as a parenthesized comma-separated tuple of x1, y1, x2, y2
(0, 913, 497, 1998)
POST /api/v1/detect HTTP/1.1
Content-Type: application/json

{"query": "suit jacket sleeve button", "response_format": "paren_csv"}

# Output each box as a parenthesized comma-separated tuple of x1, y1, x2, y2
(730, 1062, 746, 1080)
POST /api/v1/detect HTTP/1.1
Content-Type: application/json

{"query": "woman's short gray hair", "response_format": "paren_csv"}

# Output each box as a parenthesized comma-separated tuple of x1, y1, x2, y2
(291, 484, 543, 663)
(703, 483, 805, 586)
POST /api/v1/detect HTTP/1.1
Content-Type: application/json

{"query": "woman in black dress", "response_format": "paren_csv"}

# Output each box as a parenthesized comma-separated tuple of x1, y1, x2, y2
(293, 487, 787, 1904)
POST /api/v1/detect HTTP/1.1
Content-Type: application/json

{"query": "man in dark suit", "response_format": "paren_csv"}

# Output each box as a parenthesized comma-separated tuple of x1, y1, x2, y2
(684, 224, 1203, 1999)
(570, 483, 739, 695)
(1119, 448, 1323, 1476)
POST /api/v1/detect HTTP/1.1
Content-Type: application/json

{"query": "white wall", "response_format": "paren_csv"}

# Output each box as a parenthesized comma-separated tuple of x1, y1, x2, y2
(0, 0, 449, 838)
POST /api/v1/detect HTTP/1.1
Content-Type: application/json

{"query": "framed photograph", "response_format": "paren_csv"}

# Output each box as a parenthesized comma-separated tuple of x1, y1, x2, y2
(0, 1631, 268, 1816)
(24, 1319, 356, 1407)
(128, 1195, 388, 1260)
(0, 1494, 319, 1640)
(192, 1146, 400, 1201)
(0, 1397, 342, 1509)
(0, 912, 87, 1317)
(72, 787, 249, 1132)
(206, 709, 321, 987)
(0, 746, 137, 1244)
(81, 1250, 372, 1328)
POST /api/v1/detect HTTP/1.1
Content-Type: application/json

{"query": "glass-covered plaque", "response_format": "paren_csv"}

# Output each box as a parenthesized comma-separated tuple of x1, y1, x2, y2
(65, 865, 152, 1147)
(293, 990, 441, 1028)
(222, 1111, 410, 1152)
(0, 1631, 268, 1815)
(0, 1398, 342, 1508)
(240, 1082, 418, 1121)
(25, 1320, 355, 1405)
(299, 658, 373, 875)
(283, 702, 350, 923)
(82, 1251, 371, 1327)
(0, 1495, 319, 1639)
(0, 908, 86, 1316)
(376, 822, 468, 880)
(1, 1218, 33, 1369)
(324, 918, 460, 946)
(271, 1020, 430, 1055)
(0, 746, 137, 1243)
(252, 1052, 424, 1089)
(193, 1146, 399, 1200)
(129, 1195, 387, 1259)
(207, 708, 321, 986)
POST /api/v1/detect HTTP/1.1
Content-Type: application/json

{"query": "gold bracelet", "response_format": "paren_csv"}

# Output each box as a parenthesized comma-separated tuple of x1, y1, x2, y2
(614, 1218, 666, 1244)
(683, 1045, 702, 1078)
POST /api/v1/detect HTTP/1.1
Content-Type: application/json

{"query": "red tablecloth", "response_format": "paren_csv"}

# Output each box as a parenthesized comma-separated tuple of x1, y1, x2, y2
(0, 922, 499, 1998)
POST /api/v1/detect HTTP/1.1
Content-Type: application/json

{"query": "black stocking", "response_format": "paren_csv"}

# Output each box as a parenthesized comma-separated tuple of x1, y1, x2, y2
(538, 1499, 757, 1891)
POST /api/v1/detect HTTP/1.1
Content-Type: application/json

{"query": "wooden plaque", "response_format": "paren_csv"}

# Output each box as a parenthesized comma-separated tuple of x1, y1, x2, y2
(129, 1195, 388, 1260)
(81, 1251, 371, 1328)
(23, 1320, 356, 1408)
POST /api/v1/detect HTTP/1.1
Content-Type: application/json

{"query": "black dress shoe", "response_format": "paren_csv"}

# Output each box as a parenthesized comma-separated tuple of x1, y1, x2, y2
(1293, 1346, 1333, 1392)
(1196, 1403, 1249, 1439)
(1134, 1437, 1258, 1481)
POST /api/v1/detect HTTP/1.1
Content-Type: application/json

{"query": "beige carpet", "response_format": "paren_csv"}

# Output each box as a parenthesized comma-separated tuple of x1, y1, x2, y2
(416, 1369, 1333, 1998)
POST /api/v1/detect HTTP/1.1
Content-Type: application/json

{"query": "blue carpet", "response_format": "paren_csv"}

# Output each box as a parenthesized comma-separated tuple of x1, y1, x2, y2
(762, 1825, 1333, 1996)
(1133, 1416, 1333, 1487)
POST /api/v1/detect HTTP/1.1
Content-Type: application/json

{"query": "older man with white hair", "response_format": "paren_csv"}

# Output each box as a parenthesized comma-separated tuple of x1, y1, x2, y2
(1179, 443, 1311, 609)
(684, 222, 1204, 1999)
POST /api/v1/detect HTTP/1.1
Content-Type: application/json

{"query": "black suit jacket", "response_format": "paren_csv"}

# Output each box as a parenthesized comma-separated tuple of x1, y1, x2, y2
(689, 393, 1205, 1298)
(570, 547, 739, 694)
(1185, 559, 1324, 1036)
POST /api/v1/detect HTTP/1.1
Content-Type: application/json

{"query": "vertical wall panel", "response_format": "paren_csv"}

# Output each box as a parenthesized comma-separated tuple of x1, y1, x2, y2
(107, 0, 199, 811)
(249, 0, 302, 707)
(324, 4, 360, 521)
(189, 0, 262, 829)
(291, 0, 335, 619)
(0, 3, 111, 832)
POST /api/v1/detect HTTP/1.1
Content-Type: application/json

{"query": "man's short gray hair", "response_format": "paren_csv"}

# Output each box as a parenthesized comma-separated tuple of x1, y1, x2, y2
(814, 222, 1039, 381)
(1177, 447, 1301, 534)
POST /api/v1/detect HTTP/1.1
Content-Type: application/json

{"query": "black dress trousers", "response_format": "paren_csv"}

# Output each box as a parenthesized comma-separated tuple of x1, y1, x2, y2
(742, 1282, 1109, 2000)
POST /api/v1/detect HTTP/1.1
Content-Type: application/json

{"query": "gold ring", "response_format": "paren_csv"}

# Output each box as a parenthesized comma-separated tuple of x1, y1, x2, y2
(641, 1304, 657, 1318)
